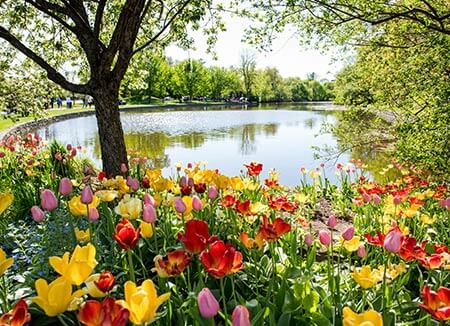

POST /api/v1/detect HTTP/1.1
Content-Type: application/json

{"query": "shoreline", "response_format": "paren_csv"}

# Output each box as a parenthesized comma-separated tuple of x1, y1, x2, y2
(0, 101, 336, 139)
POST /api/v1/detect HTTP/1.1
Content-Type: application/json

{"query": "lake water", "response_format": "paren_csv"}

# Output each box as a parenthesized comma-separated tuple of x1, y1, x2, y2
(33, 103, 350, 185)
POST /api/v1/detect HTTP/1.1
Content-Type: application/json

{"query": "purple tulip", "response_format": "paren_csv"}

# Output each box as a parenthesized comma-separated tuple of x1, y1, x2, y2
(341, 226, 355, 241)
(207, 186, 218, 199)
(231, 305, 250, 326)
(31, 205, 45, 222)
(58, 178, 73, 196)
(384, 228, 403, 253)
(143, 204, 157, 223)
(197, 288, 220, 319)
(179, 176, 187, 188)
(40, 189, 58, 211)
(319, 230, 331, 246)
(80, 186, 94, 204)
(174, 197, 186, 214)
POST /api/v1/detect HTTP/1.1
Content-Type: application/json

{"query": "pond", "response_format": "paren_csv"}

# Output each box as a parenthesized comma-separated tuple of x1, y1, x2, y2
(33, 103, 351, 185)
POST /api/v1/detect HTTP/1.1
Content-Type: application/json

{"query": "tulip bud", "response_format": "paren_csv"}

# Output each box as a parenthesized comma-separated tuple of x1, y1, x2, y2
(327, 215, 337, 228)
(31, 205, 45, 222)
(384, 228, 403, 253)
(207, 186, 218, 199)
(120, 163, 128, 174)
(94, 271, 115, 293)
(142, 176, 150, 189)
(357, 244, 366, 258)
(41, 189, 58, 211)
(81, 186, 94, 204)
(143, 204, 157, 223)
(58, 178, 73, 196)
(342, 226, 355, 241)
(66, 144, 72, 151)
(88, 207, 99, 222)
(126, 176, 139, 192)
(319, 230, 331, 246)
(393, 195, 402, 205)
(362, 192, 371, 203)
(143, 193, 156, 207)
(197, 288, 220, 319)
(188, 177, 194, 188)
(304, 233, 313, 246)
(372, 194, 381, 205)
(180, 176, 187, 188)
(231, 305, 250, 326)
(70, 148, 77, 157)
(192, 196, 202, 211)
(174, 197, 186, 214)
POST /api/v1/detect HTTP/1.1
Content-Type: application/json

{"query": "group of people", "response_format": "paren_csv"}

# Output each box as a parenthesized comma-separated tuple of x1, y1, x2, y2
(48, 95, 94, 109)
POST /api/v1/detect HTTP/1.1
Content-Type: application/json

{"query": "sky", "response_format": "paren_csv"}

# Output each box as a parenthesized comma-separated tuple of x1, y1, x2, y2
(165, 14, 344, 80)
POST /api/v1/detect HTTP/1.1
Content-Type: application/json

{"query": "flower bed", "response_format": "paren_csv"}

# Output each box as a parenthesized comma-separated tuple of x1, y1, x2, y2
(0, 134, 449, 325)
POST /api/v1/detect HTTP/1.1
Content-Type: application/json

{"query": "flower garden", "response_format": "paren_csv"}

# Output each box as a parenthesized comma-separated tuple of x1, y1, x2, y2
(0, 133, 449, 326)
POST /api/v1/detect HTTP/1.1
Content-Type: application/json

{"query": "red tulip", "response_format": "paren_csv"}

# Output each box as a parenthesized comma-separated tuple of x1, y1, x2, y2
(198, 288, 220, 319)
(113, 219, 140, 250)
(221, 195, 236, 208)
(231, 305, 250, 326)
(200, 240, 243, 278)
(244, 162, 263, 176)
(419, 285, 450, 321)
(257, 216, 291, 241)
(78, 297, 129, 326)
(235, 200, 252, 215)
(154, 249, 192, 277)
(94, 271, 116, 293)
(40, 189, 58, 211)
(194, 183, 206, 194)
(0, 299, 31, 326)
(178, 220, 215, 254)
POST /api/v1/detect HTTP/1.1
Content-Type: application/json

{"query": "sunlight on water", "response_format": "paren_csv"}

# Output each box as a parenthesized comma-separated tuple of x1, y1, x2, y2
(33, 104, 349, 185)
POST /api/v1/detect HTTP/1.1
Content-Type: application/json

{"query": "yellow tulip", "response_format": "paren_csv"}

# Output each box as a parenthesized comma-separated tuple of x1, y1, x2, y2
(420, 214, 436, 225)
(117, 280, 170, 324)
(377, 262, 407, 280)
(342, 306, 383, 326)
(140, 221, 154, 238)
(32, 277, 84, 317)
(146, 169, 162, 182)
(343, 236, 361, 252)
(95, 190, 119, 202)
(351, 266, 383, 289)
(0, 248, 14, 276)
(114, 195, 142, 220)
(153, 178, 174, 192)
(180, 196, 193, 217)
(230, 177, 244, 191)
(68, 196, 100, 217)
(0, 192, 13, 215)
(49, 243, 98, 286)
(74, 228, 91, 243)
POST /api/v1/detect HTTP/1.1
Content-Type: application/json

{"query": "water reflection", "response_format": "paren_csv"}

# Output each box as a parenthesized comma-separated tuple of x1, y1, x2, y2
(32, 104, 348, 185)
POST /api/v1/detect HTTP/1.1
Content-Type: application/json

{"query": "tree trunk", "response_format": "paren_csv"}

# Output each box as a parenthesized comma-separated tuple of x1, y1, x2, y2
(93, 87, 128, 176)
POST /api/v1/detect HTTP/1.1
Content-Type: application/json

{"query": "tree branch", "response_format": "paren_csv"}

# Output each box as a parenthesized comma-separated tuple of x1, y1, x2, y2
(0, 25, 90, 94)
(94, 0, 106, 38)
(132, 0, 192, 55)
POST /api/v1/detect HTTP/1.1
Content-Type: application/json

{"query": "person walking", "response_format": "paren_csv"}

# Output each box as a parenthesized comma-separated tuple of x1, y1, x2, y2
(66, 96, 72, 109)
(56, 97, 62, 108)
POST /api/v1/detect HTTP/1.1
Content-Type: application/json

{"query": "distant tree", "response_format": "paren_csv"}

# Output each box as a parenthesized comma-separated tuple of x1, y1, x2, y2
(239, 50, 257, 98)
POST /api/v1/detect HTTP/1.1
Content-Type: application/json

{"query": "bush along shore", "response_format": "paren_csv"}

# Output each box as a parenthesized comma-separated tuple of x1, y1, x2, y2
(0, 134, 449, 325)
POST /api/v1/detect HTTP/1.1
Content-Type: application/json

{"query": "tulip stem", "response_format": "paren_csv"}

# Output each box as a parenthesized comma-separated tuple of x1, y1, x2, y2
(127, 250, 136, 282)
(382, 254, 390, 320)
(57, 315, 70, 326)
(219, 278, 229, 325)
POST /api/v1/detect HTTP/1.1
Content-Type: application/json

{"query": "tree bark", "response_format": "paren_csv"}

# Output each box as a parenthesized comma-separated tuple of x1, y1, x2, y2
(92, 86, 128, 176)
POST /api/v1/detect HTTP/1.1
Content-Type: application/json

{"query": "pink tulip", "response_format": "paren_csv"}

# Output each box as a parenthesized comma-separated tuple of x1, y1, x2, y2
(384, 227, 403, 253)
(88, 207, 99, 222)
(341, 226, 355, 241)
(357, 244, 366, 258)
(41, 189, 58, 211)
(327, 215, 337, 228)
(31, 206, 45, 222)
(372, 194, 381, 205)
(58, 178, 73, 196)
(393, 195, 402, 205)
(80, 186, 94, 204)
(362, 192, 371, 203)
(319, 230, 331, 246)
(304, 233, 313, 246)
(197, 288, 220, 319)
(120, 163, 128, 174)
(179, 176, 187, 188)
(143, 204, 157, 223)
(143, 193, 156, 207)
(231, 305, 250, 326)
(174, 197, 186, 214)
(126, 176, 140, 192)
(207, 186, 218, 199)
(192, 196, 202, 211)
